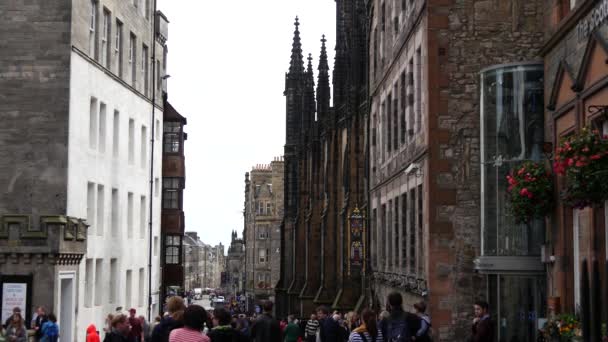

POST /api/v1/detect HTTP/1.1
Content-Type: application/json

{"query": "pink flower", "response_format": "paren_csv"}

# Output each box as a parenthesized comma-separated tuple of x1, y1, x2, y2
(591, 154, 602, 160)
(520, 188, 533, 199)
(583, 147, 590, 153)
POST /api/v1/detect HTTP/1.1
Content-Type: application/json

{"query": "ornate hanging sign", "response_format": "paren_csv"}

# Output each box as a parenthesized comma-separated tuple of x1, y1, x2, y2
(347, 207, 365, 276)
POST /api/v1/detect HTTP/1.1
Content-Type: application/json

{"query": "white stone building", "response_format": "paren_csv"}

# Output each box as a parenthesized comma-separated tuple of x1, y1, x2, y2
(68, 2, 168, 341)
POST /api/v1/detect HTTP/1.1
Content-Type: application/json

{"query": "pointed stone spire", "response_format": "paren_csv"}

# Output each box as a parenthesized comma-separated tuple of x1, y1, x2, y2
(317, 35, 330, 121)
(288, 16, 305, 77)
(303, 53, 315, 135)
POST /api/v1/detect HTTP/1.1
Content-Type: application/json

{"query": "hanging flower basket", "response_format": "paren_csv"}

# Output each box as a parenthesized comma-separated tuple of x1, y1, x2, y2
(553, 128, 608, 209)
(542, 313, 582, 342)
(506, 161, 554, 223)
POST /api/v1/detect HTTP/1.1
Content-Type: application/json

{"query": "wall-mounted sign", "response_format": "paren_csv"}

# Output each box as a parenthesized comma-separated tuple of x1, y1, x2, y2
(577, 0, 608, 41)
(348, 207, 365, 276)
(1, 283, 27, 323)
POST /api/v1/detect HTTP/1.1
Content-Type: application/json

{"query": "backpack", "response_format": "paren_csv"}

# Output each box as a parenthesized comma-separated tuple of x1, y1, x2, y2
(386, 316, 409, 342)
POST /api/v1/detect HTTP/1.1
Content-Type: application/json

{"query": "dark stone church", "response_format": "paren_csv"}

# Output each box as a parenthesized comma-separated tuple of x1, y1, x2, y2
(275, 0, 369, 318)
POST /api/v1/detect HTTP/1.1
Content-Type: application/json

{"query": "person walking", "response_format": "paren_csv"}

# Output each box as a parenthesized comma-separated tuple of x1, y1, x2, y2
(471, 301, 493, 342)
(5, 313, 26, 342)
(411, 302, 431, 342)
(139, 316, 152, 342)
(151, 296, 186, 342)
(40, 313, 59, 342)
(168, 305, 210, 342)
(348, 309, 383, 342)
(3, 308, 22, 330)
(305, 314, 320, 342)
(103, 315, 130, 342)
(207, 308, 247, 342)
(128, 309, 143, 342)
(250, 301, 281, 342)
(283, 315, 300, 342)
(316, 306, 341, 342)
(33, 307, 48, 342)
(87, 324, 101, 342)
(379, 292, 420, 342)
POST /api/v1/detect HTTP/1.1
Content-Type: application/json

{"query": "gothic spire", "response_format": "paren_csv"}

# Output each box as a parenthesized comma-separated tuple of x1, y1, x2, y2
(317, 35, 330, 119)
(288, 16, 305, 76)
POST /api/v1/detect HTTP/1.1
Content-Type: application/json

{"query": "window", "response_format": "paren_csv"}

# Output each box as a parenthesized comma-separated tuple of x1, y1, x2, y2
(163, 122, 181, 153)
(89, 0, 98, 58)
(130, 33, 136, 86)
(87, 182, 95, 235)
(99, 102, 106, 153)
(266, 202, 272, 216)
(96, 184, 104, 236)
(373, 28, 379, 76)
(115, 20, 123, 77)
(381, 101, 386, 160)
(258, 226, 268, 239)
(95, 259, 103, 305)
(393, 85, 398, 149)
(102, 9, 110, 68)
(127, 192, 133, 238)
(400, 72, 406, 143)
(380, 203, 386, 269)
(111, 188, 118, 237)
(110, 258, 117, 303)
(418, 184, 424, 275)
(409, 188, 416, 274)
(402, 0, 407, 12)
(401, 193, 408, 272)
(89, 98, 98, 149)
(128, 119, 134, 164)
(85, 259, 93, 307)
(138, 268, 144, 306)
(126, 270, 132, 308)
(157, 60, 161, 94)
(154, 177, 159, 197)
(388, 199, 393, 268)
(140, 196, 146, 238)
(142, 45, 148, 95)
(387, 93, 392, 152)
(141, 125, 147, 168)
(381, 2, 386, 32)
(165, 235, 181, 264)
(162, 178, 182, 209)
(415, 48, 422, 133)
(408, 58, 414, 140)
(258, 249, 266, 263)
(113, 110, 119, 157)
(393, 196, 399, 270)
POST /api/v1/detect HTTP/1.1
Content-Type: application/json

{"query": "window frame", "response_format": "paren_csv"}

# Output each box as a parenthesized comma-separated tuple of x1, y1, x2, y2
(162, 177, 183, 210)
(163, 121, 183, 154)
(164, 234, 181, 265)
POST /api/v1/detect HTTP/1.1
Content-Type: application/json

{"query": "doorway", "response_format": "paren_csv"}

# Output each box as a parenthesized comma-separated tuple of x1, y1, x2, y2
(59, 274, 74, 342)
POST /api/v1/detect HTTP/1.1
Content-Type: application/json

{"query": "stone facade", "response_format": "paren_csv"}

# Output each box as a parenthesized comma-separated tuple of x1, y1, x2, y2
(368, 0, 546, 340)
(276, 0, 368, 318)
(226, 231, 246, 296)
(183, 232, 225, 291)
(0, 1, 171, 340)
(243, 159, 284, 302)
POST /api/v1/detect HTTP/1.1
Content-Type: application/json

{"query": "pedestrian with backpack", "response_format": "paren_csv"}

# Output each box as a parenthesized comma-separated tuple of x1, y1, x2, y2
(40, 314, 58, 342)
(348, 309, 383, 342)
(412, 302, 431, 342)
(379, 292, 420, 342)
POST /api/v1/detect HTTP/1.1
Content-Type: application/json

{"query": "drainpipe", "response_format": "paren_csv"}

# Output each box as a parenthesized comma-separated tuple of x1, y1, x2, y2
(147, 0, 158, 321)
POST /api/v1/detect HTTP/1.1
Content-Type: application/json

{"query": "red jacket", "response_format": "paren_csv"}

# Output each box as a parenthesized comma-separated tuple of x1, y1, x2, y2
(87, 324, 101, 342)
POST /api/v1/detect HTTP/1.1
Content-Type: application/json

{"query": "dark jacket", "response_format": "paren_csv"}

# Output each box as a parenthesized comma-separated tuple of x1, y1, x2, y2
(319, 317, 341, 342)
(250, 313, 282, 342)
(379, 309, 420, 342)
(150, 316, 183, 342)
(471, 316, 493, 342)
(103, 332, 129, 342)
(207, 326, 248, 342)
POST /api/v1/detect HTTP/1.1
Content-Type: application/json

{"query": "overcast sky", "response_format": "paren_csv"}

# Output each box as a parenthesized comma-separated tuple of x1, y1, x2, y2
(156, 0, 336, 249)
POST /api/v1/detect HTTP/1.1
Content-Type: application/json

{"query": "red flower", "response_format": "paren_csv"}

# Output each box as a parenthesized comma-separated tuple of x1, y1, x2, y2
(575, 160, 586, 167)
(518, 168, 525, 176)
(567, 158, 574, 167)
(520, 188, 533, 198)
(583, 146, 590, 153)
(591, 154, 602, 160)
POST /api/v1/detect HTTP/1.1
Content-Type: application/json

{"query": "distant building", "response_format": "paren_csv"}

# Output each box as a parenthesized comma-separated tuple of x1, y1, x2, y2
(182, 232, 225, 291)
(243, 160, 284, 303)
(225, 231, 246, 297)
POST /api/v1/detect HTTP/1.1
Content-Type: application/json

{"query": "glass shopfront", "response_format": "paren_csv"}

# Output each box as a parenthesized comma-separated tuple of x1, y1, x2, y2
(479, 63, 547, 342)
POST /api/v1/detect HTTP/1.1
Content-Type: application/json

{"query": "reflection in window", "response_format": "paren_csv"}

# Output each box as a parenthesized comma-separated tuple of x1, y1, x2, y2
(481, 64, 545, 256)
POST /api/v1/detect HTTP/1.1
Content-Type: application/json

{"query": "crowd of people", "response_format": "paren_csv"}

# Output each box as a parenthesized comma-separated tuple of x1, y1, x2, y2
(0, 306, 59, 342)
(0, 292, 494, 342)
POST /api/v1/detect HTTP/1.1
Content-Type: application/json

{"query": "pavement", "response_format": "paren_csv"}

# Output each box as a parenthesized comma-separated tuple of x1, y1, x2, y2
(193, 294, 213, 310)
